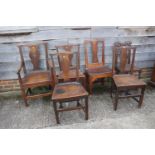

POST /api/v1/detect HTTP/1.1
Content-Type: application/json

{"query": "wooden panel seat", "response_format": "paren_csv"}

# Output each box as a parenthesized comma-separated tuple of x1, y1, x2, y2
(52, 82, 88, 101)
(22, 71, 51, 87)
(113, 74, 146, 89)
(86, 66, 112, 75)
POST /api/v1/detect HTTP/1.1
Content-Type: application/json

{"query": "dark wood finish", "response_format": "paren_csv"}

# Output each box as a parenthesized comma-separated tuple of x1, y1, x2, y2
(111, 45, 146, 110)
(149, 63, 155, 86)
(151, 64, 155, 82)
(84, 39, 112, 94)
(50, 51, 89, 124)
(17, 42, 53, 106)
(56, 44, 86, 88)
(114, 41, 141, 78)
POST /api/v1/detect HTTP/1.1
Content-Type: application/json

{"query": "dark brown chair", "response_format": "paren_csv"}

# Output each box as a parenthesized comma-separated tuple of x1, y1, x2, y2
(111, 45, 146, 110)
(84, 39, 112, 94)
(149, 63, 155, 86)
(50, 51, 89, 124)
(114, 41, 141, 78)
(56, 44, 86, 88)
(17, 42, 53, 106)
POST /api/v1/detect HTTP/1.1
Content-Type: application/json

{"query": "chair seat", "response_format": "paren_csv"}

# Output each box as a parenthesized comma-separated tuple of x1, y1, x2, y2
(86, 65, 112, 77)
(86, 65, 112, 74)
(117, 64, 140, 73)
(58, 70, 85, 80)
(52, 82, 88, 101)
(113, 74, 146, 89)
(22, 70, 51, 87)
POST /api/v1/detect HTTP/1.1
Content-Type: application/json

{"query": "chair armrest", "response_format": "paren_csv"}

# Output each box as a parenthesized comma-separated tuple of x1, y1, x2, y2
(17, 62, 24, 74)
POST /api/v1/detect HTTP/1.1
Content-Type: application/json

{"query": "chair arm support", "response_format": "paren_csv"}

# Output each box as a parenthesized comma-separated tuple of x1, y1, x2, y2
(17, 62, 24, 74)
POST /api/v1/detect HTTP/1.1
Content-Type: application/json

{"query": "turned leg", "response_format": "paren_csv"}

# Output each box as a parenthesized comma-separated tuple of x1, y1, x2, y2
(138, 87, 145, 108)
(85, 96, 89, 120)
(53, 101, 60, 124)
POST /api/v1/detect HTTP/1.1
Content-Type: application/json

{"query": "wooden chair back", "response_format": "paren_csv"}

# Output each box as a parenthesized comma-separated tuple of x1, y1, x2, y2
(112, 44, 136, 75)
(18, 42, 49, 74)
(113, 41, 132, 68)
(50, 51, 80, 84)
(84, 39, 105, 69)
(56, 44, 80, 70)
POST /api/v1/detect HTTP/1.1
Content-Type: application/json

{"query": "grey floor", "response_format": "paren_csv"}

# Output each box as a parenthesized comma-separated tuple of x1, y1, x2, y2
(0, 85, 155, 129)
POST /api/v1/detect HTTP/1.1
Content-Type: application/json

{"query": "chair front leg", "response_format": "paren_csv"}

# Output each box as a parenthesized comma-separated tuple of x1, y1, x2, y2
(111, 78, 115, 98)
(85, 96, 89, 120)
(138, 86, 146, 108)
(17, 73, 29, 107)
(21, 88, 29, 107)
(53, 101, 60, 124)
(114, 88, 119, 111)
